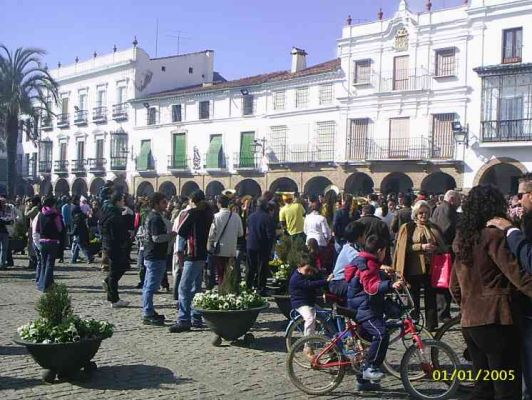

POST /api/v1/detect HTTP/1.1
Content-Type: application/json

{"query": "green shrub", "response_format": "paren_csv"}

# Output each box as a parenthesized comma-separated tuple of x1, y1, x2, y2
(36, 283, 72, 325)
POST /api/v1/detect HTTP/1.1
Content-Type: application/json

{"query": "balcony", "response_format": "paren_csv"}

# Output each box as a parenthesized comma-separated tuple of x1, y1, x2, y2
(71, 159, 87, 173)
(233, 152, 260, 171)
(56, 113, 70, 128)
(112, 103, 128, 121)
(203, 152, 229, 173)
(110, 156, 128, 171)
(88, 158, 107, 173)
(379, 69, 431, 92)
(481, 119, 532, 143)
(74, 110, 88, 125)
(54, 160, 69, 174)
(41, 116, 53, 130)
(23, 163, 38, 180)
(167, 155, 191, 172)
(268, 144, 335, 166)
(136, 157, 156, 172)
(92, 106, 107, 123)
(346, 137, 431, 162)
(38, 160, 52, 174)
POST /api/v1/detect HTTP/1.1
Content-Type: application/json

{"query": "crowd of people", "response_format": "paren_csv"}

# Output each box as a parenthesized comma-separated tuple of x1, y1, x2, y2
(1, 176, 531, 399)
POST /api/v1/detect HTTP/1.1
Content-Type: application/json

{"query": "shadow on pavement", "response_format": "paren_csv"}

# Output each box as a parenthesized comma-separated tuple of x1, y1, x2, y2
(75, 364, 183, 390)
(0, 375, 42, 390)
(236, 335, 285, 353)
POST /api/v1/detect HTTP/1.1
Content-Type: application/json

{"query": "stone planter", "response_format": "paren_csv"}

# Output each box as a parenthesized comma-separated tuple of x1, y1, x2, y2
(272, 294, 292, 320)
(195, 304, 268, 346)
(13, 335, 106, 383)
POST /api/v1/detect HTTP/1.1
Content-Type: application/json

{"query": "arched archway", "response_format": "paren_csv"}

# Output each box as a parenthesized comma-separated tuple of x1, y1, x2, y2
(16, 182, 34, 196)
(89, 178, 105, 196)
(55, 179, 70, 197)
(344, 173, 374, 196)
(381, 172, 413, 195)
(421, 172, 456, 195)
(39, 180, 52, 196)
(235, 179, 262, 197)
(181, 181, 200, 197)
(72, 178, 88, 196)
(137, 181, 155, 197)
(304, 176, 333, 198)
(113, 177, 129, 194)
(473, 157, 528, 188)
(159, 181, 177, 198)
(269, 177, 298, 193)
(205, 180, 225, 198)
(479, 163, 524, 195)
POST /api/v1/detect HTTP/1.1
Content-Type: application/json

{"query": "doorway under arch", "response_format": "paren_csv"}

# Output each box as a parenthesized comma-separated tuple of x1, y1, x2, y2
(205, 180, 225, 198)
(159, 181, 177, 198)
(39, 180, 52, 196)
(479, 163, 523, 195)
(90, 178, 105, 196)
(344, 173, 374, 196)
(137, 181, 155, 197)
(181, 181, 200, 197)
(269, 177, 298, 193)
(381, 172, 413, 195)
(55, 179, 70, 197)
(421, 172, 456, 195)
(235, 179, 262, 197)
(72, 178, 88, 196)
(304, 176, 333, 199)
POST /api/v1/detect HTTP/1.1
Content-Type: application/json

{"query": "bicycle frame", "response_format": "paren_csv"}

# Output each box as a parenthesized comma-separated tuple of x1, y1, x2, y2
(285, 307, 344, 339)
(310, 318, 360, 370)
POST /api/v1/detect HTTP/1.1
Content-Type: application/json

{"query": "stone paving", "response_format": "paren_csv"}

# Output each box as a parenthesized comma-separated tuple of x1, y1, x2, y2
(0, 253, 467, 399)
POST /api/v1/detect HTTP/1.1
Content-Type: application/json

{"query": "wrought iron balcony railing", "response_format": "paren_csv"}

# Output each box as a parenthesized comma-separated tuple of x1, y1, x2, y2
(112, 103, 128, 121)
(203, 153, 229, 171)
(110, 156, 128, 171)
(74, 110, 88, 125)
(167, 155, 190, 171)
(38, 160, 52, 173)
(380, 69, 431, 92)
(54, 160, 69, 173)
(56, 113, 70, 128)
(233, 152, 260, 170)
(71, 159, 87, 173)
(481, 119, 532, 142)
(92, 106, 107, 123)
(88, 158, 107, 172)
(41, 116, 53, 130)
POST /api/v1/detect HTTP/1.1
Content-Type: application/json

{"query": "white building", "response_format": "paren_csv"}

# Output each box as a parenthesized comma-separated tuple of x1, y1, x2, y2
(30, 0, 532, 198)
(24, 40, 215, 196)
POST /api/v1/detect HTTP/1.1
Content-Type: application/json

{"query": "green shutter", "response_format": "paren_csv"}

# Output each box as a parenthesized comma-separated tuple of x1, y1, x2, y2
(206, 135, 223, 168)
(138, 140, 151, 170)
(173, 134, 186, 168)
(239, 132, 255, 168)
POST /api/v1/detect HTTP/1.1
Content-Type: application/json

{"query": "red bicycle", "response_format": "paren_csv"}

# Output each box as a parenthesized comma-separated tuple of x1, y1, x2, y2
(286, 285, 460, 399)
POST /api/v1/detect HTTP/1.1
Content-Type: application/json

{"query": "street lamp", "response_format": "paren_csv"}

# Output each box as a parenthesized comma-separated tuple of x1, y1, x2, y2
(252, 137, 267, 156)
(452, 121, 469, 147)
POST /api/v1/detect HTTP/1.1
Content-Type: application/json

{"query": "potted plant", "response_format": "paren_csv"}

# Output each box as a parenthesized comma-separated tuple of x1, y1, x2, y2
(270, 235, 306, 319)
(193, 277, 268, 346)
(14, 284, 113, 383)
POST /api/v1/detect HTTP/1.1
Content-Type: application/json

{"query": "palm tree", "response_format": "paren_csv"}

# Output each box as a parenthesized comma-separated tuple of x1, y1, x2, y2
(0, 46, 58, 197)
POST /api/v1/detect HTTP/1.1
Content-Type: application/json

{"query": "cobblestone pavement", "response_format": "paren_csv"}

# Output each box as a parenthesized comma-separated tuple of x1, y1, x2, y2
(0, 253, 467, 399)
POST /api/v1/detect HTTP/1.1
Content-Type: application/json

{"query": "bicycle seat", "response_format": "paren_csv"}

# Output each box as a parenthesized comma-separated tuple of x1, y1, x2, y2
(335, 305, 357, 320)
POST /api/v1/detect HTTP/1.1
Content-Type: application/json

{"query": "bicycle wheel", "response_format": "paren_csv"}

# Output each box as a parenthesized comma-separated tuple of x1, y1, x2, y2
(286, 335, 346, 396)
(285, 315, 332, 352)
(434, 316, 474, 392)
(400, 339, 460, 400)
(382, 325, 434, 379)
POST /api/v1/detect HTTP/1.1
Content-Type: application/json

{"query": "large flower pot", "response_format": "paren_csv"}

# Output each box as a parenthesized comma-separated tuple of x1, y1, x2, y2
(272, 294, 292, 320)
(195, 304, 268, 346)
(13, 336, 105, 383)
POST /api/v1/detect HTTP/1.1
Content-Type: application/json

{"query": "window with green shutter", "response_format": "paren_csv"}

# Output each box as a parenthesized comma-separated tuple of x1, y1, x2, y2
(138, 140, 153, 170)
(206, 135, 223, 169)
(239, 132, 255, 168)
(172, 133, 186, 168)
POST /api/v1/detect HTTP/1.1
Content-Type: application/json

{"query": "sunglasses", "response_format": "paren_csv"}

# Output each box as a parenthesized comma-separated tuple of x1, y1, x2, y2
(517, 192, 531, 200)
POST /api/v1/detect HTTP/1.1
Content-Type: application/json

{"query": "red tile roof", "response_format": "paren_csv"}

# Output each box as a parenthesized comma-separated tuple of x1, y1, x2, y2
(142, 58, 341, 99)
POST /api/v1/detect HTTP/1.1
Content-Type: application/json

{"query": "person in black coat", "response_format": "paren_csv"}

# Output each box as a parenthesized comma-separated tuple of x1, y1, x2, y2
(71, 204, 93, 263)
(358, 204, 391, 264)
(391, 195, 413, 236)
(246, 197, 276, 295)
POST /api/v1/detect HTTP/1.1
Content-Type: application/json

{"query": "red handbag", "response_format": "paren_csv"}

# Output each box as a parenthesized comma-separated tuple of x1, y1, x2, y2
(430, 253, 453, 289)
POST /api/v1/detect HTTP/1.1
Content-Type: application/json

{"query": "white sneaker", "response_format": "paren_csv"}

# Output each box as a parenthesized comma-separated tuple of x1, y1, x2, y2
(362, 367, 384, 381)
(111, 300, 130, 308)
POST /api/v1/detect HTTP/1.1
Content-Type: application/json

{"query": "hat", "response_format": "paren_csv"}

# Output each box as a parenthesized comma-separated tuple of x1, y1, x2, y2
(222, 189, 236, 199)
(280, 192, 295, 202)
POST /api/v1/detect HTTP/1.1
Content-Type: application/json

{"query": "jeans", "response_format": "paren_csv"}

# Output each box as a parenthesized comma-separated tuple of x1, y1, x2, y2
(523, 314, 532, 399)
(137, 249, 145, 285)
(178, 260, 205, 325)
(0, 232, 9, 267)
(360, 318, 389, 368)
(71, 235, 92, 263)
(462, 324, 522, 400)
(142, 259, 167, 317)
(33, 243, 42, 282)
(37, 242, 58, 292)
(105, 248, 128, 303)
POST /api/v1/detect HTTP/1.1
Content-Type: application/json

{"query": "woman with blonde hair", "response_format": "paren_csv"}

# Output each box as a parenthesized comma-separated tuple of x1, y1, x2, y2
(393, 200, 446, 330)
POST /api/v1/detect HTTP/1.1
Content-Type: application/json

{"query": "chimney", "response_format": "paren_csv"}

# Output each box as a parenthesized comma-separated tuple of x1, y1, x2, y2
(291, 47, 307, 73)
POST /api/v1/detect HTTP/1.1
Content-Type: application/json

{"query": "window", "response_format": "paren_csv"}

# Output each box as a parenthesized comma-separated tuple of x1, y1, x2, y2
(316, 121, 335, 161)
(243, 95, 254, 116)
(147, 107, 157, 125)
(116, 86, 126, 104)
(110, 133, 128, 170)
(79, 93, 87, 110)
(96, 90, 106, 108)
(503, 28, 522, 64)
(432, 114, 455, 159)
(295, 87, 308, 108)
(172, 104, 182, 122)
(319, 84, 333, 105)
(354, 60, 371, 84)
(171, 133, 187, 168)
(60, 143, 67, 161)
(199, 100, 210, 119)
(239, 132, 255, 168)
(96, 139, 104, 159)
(393, 56, 410, 90)
(77, 141, 85, 160)
(188, 67, 194, 74)
(388, 118, 410, 158)
(206, 134, 225, 169)
(269, 125, 288, 163)
(435, 48, 456, 77)
(348, 119, 369, 161)
(138, 140, 154, 170)
(273, 91, 285, 110)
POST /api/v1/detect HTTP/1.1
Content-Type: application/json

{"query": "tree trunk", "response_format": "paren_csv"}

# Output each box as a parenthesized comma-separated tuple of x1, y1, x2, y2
(6, 114, 19, 198)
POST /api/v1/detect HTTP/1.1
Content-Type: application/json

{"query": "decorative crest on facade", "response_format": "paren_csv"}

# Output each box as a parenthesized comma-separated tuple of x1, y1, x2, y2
(192, 146, 201, 170)
(394, 27, 409, 51)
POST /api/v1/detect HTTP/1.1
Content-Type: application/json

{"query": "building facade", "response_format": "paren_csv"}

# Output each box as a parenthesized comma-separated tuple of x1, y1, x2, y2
(30, 0, 532, 198)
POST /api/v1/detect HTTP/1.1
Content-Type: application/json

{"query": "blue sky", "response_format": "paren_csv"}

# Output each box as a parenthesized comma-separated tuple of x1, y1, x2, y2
(1, 0, 464, 80)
